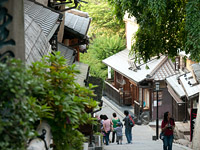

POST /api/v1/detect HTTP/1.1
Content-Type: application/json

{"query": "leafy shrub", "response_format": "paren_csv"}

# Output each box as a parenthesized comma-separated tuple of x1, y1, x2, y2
(0, 52, 98, 150)
(30, 52, 98, 150)
(0, 59, 51, 150)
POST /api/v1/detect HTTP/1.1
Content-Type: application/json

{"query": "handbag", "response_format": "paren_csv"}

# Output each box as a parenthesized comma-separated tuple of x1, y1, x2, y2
(160, 132, 165, 140)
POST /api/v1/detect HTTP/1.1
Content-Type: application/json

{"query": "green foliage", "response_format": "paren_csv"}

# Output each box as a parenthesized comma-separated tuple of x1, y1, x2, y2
(81, 34, 126, 79)
(185, 0, 200, 61)
(30, 52, 98, 150)
(0, 59, 51, 150)
(0, 52, 98, 150)
(80, 0, 125, 36)
(107, 0, 200, 62)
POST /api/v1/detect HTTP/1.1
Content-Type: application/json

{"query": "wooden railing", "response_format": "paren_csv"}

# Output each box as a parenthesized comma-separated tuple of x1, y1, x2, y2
(104, 81, 121, 105)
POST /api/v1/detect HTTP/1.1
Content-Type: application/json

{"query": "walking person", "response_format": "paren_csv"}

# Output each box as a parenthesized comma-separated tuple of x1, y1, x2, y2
(103, 115, 113, 145)
(161, 112, 175, 150)
(123, 110, 134, 144)
(114, 122, 123, 145)
(111, 112, 120, 143)
(100, 114, 106, 144)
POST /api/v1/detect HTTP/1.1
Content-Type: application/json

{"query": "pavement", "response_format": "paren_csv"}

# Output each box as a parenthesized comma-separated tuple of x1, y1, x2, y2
(95, 96, 192, 150)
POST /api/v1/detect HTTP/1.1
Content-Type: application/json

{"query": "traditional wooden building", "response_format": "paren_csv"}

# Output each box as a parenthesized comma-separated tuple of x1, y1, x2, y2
(102, 48, 178, 120)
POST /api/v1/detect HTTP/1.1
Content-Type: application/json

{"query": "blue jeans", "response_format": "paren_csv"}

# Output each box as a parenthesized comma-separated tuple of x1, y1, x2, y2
(105, 131, 111, 145)
(163, 135, 173, 150)
(125, 128, 132, 143)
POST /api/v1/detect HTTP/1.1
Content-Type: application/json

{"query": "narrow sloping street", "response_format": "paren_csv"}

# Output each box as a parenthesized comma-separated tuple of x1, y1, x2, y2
(96, 97, 192, 150)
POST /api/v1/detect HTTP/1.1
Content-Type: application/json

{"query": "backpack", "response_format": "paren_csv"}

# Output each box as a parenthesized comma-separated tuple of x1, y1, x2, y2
(128, 115, 135, 127)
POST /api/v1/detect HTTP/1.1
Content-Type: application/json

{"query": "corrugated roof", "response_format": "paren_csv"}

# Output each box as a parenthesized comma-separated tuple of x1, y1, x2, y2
(102, 49, 173, 83)
(24, 14, 51, 65)
(74, 61, 89, 87)
(65, 11, 91, 39)
(179, 72, 200, 99)
(24, 0, 61, 40)
(57, 43, 75, 65)
(166, 74, 185, 98)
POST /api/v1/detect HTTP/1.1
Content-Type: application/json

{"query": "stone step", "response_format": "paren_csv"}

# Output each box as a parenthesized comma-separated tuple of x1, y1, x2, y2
(179, 129, 190, 135)
(184, 135, 190, 141)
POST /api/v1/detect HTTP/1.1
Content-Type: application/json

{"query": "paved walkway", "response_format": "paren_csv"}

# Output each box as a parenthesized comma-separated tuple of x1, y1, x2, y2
(95, 96, 192, 150)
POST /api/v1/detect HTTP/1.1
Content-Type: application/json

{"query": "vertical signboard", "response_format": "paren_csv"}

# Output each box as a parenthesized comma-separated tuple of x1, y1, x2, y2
(190, 108, 197, 141)
(0, 0, 25, 62)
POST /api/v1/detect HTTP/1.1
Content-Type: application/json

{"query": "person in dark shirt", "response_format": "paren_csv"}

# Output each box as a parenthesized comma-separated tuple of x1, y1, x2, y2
(161, 111, 175, 150)
(123, 110, 134, 144)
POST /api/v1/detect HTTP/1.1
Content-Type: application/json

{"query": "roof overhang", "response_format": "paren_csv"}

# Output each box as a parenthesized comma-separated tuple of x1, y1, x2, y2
(102, 49, 175, 83)
(179, 72, 200, 100)
(57, 43, 76, 65)
(24, 0, 62, 41)
(64, 11, 91, 39)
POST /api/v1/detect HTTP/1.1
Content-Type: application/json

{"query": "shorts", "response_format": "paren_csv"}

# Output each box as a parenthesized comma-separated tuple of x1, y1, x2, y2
(117, 136, 123, 141)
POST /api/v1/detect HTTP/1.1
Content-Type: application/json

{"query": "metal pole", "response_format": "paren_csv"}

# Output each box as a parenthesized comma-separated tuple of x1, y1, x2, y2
(156, 90, 159, 140)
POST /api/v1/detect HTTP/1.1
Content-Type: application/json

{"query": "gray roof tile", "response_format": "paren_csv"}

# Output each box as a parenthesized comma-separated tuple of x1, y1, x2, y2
(24, 14, 51, 65)
(24, 0, 61, 40)
(58, 43, 76, 65)
(65, 11, 91, 38)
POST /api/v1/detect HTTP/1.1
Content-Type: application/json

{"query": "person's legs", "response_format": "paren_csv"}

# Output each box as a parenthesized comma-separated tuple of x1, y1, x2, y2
(112, 131, 116, 143)
(125, 128, 131, 143)
(129, 127, 132, 142)
(163, 136, 168, 150)
(116, 136, 119, 144)
(168, 135, 173, 150)
(105, 132, 109, 145)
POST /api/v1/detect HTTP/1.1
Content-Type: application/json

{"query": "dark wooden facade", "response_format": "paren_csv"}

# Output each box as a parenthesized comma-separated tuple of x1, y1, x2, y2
(104, 70, 177, 120)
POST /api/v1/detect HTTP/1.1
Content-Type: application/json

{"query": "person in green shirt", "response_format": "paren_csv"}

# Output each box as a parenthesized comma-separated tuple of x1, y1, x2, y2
(112, 112, 120, 143)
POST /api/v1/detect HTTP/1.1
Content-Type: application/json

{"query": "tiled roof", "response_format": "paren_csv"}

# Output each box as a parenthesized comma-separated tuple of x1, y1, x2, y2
(24, 0, 61, 40)
(74, 61, 89, 87)
(57, 43, 76, 65)
(24, 14, 51, 65)
(65, 11, 91, 39)
(102, 49, 175, 83)
(179, 72, 200, 99)
(166, 74, 186, 98)
(151, 58, 176, 81)
(191, 63, 200, 83)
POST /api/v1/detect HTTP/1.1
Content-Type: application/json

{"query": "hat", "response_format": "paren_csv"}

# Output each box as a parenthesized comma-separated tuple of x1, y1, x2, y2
(117, 122, 122, 126)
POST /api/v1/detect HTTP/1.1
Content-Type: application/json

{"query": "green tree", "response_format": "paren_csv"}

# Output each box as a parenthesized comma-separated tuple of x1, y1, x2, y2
(107, 0, 200, 62)
(80, 0, 125, 36)
(81, 34, 126, 79)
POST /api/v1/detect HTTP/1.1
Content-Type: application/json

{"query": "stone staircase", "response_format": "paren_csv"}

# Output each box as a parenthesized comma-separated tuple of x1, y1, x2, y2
(174, 121, 192, 148)
(174, 121, 190, 140)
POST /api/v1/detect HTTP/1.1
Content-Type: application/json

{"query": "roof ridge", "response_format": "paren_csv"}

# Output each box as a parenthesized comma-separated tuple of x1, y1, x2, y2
(149, 56, 168, 77)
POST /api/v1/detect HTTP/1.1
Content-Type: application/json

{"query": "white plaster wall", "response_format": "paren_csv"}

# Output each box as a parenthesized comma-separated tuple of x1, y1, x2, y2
(124, 13, 139, 50)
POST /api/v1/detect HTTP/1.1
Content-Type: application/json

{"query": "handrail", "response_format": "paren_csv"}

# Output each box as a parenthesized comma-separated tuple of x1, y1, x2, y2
(104, 80, 119, 92)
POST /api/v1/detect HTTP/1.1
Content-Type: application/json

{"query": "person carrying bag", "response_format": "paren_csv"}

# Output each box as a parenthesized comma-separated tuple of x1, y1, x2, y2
(161, 112, 175, 150)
